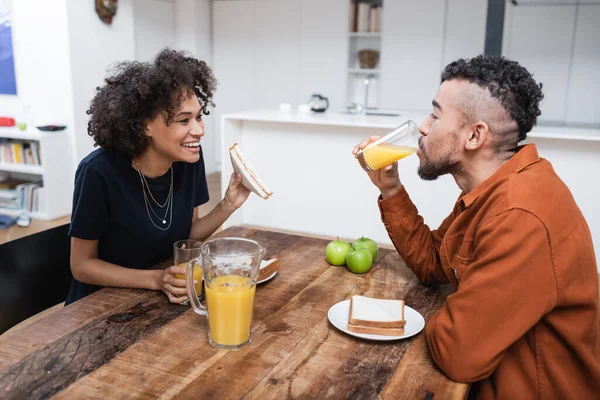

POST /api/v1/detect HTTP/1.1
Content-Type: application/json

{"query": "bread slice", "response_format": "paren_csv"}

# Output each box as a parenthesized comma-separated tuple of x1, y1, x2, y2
(348, 295, 405, 329)
(347, 323, 405, 336)
(258, 258, 280, 281)
(229, 143, 273, 199)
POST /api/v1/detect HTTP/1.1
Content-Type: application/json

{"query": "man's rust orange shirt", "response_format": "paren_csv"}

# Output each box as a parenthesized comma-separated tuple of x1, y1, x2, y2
(378, 144, 600, 399)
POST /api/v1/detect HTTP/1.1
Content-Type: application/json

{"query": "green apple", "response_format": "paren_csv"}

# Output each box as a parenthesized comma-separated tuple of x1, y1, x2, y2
(345, 247, 373, 274)
(352, 236, 378, 260)
(17, 122, 27, 131)
(326, 237, 351, 266)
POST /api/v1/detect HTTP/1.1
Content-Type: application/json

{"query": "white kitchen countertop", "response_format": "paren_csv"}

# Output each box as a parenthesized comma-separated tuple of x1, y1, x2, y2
(222, 109, 600, 142)
(221, 109, 420, 129)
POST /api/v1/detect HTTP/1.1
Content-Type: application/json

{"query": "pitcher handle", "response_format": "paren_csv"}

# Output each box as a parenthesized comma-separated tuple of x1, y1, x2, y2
(186, 258, 207, 316)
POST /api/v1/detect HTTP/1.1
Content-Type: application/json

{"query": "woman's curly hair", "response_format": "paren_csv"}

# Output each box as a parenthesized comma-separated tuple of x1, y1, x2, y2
(87, 48, 217, 156)
(442, 55, 543, 141)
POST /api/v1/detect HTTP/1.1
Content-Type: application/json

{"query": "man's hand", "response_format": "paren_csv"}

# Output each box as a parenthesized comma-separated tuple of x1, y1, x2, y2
(352, 136, 404, 199)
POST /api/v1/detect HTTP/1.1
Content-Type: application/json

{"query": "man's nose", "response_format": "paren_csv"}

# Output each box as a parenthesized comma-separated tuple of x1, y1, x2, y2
(418, 117, 430, 137)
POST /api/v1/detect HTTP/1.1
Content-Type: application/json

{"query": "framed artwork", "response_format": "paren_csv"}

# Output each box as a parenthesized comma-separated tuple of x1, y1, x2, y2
(0, 0, 16, 95)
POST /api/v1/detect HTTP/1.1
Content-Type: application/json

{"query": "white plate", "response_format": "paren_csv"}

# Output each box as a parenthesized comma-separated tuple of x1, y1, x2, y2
(327, 299, 425, 341)
(257, 270, 277, 284)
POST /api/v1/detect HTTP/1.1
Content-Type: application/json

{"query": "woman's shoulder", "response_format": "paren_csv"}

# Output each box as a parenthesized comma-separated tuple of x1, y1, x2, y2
(77, 148, 129, 175)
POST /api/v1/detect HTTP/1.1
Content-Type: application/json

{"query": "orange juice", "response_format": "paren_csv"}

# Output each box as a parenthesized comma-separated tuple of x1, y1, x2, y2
(175, 263, 203, 294)
(358, 143, 417, 171)
(205, 275, 256, 346)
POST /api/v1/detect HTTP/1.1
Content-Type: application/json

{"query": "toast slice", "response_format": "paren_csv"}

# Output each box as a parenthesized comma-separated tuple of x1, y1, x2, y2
(258, 258, 280, 281)
(347, 323, 405, 336)
(229, 143, 273, 199)
(348, 295, 405, 329)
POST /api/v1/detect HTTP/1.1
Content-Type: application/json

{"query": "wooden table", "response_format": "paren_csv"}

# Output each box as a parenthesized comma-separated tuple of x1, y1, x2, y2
(0, 226, 469, 399)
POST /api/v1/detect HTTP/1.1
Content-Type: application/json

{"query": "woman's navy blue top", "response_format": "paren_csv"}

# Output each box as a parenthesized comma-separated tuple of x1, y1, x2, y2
(65, 147, 209, 305)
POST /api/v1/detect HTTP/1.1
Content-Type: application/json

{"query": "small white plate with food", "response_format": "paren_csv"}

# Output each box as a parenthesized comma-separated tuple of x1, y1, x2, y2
(257, 259, 280, 284)
(328, 295, 425, 341)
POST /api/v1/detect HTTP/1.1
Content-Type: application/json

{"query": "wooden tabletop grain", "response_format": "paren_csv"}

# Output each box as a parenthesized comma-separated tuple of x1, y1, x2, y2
(0, 226, 469, 400)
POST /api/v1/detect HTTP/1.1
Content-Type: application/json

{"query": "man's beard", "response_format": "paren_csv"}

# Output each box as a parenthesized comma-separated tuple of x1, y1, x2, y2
(417, 144, 460, 181)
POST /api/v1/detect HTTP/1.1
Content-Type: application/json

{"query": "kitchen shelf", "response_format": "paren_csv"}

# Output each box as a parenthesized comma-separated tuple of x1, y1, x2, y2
(0, 207, 47, 220)
(0, 127, 73, 220)
(349, 32, 381, 37)
(0, 163, 44, 175)
(348, 68, 380, 74)
(0, 126, 44, 141)
(347, 0, 384, 109)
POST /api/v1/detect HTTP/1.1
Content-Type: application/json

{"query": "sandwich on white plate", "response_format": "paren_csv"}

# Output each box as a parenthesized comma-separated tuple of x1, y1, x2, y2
(258, 258, 280, 282)
(229, 142, 273, 199)
(347, 295, 406, 336)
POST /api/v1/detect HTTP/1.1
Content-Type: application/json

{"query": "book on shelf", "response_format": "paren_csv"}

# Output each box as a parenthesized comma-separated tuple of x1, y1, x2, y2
(350, 2, 381, 33)
(369, 6, 381, 32)
(0, 139, 42, 166)
(0, 178, 44, 213)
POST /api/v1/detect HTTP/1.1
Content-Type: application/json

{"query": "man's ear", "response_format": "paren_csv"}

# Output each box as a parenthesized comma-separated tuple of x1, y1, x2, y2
(465, 121, 489, 151)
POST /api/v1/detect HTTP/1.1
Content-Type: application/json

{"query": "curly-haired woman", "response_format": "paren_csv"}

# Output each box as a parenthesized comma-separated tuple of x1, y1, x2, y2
(65, 49, 250, 305)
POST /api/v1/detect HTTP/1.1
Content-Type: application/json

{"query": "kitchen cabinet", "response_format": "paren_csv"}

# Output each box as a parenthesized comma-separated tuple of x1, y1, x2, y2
(502, 3, 576, 124)
(565, 5, 600, 125)
(442, 0, 486, 67)
(212, 0, 257, 169)
(299, 0, 348, 111)
(380, 0, 446, 111)
(255, 0, 302, 108)
(213, 0, 348, 119)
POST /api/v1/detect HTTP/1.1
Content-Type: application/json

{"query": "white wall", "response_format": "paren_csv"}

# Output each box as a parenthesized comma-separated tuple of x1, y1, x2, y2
(212, 0, 256, 171)
(0, 0, 75, 130)
(380, 0, 448, 111)
(134, 0, 175, 62)
(564, 4, 600, 125)
(175, 0, 217, 174)
(67, 0, 136, 163)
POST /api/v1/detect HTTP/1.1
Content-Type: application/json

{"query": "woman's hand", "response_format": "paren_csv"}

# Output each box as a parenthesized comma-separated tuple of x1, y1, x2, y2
(222, 172, 251, 212)
(156, 265, 193, 304)
(352, 136, 404, 199)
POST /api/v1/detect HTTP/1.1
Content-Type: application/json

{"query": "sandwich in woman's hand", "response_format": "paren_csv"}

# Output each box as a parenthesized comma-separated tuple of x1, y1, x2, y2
(347, 295, 406, 336)
(229, 143, 273, 199)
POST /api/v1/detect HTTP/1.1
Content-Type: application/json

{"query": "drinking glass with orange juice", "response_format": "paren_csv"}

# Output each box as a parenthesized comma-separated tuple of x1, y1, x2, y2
(355, 120, 421, 172)
(173, 240, 203, 304)
(186, 237, 266, 350)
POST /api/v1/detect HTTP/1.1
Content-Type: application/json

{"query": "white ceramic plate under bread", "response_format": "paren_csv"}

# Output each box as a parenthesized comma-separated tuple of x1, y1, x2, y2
(327, 299, 425, 341)
(257, 271, 277, 284)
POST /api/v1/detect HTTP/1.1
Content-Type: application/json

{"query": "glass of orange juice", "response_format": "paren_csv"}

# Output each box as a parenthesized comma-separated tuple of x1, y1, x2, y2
(174, 240, 203, 304)
(355, 120, 421, 172)
(186, 237, 266, 350)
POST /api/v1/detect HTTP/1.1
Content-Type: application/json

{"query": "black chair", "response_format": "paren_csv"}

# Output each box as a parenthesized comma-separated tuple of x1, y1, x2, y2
(0, 223, 72, 334)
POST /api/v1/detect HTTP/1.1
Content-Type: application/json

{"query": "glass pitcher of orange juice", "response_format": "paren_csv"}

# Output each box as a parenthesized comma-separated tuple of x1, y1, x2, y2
(355, 120, 421, 172)
(186, 237, 266, 350)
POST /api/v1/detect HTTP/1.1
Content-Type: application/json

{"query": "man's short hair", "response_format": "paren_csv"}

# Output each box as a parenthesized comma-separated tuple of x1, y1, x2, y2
(442, 55, 544, 142)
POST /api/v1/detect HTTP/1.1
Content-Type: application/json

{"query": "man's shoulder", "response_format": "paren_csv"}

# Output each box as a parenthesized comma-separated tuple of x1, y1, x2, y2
(507, 158, 570, 208)
(505, 158, 582, 233)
